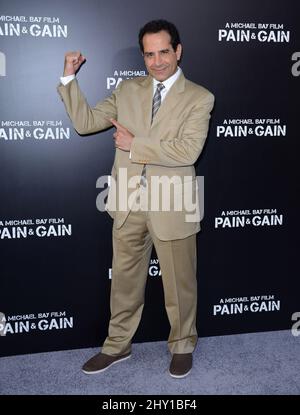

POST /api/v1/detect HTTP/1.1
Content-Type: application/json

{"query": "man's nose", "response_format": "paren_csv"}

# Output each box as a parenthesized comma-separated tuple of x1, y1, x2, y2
(153, 53, 163, 66)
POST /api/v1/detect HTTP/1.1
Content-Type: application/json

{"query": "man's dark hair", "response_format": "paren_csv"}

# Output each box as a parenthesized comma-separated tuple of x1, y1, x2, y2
(138, 19, 181, 53)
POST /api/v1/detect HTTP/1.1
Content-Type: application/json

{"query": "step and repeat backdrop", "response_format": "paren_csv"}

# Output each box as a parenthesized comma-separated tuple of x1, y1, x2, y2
(1, 0, 299, 356)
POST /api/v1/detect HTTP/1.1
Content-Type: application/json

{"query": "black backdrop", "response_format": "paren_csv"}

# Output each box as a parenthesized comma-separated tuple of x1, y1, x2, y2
(1, 0, 299, 356)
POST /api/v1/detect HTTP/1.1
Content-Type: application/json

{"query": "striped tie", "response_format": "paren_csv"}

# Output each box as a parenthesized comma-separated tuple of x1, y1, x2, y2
(151, 82, 165, 122)
(140, 83, 165, 188)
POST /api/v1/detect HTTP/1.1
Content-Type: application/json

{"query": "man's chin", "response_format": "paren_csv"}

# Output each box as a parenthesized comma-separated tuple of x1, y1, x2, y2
(152, 74, 168, 82)
(149, 69, 168, 81)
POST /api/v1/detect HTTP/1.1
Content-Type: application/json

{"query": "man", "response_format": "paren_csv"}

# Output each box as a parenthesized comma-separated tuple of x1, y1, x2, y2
(58, 19, 214, 378)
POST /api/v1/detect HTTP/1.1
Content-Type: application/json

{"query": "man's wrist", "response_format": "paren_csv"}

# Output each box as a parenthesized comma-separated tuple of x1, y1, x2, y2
(60, 74, 75, 86)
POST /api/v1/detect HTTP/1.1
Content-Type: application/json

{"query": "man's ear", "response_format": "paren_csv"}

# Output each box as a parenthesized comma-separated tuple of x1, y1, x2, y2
(176, 44, 182, 61)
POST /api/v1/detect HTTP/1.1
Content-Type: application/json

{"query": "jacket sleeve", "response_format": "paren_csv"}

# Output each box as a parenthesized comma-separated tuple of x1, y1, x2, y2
(57, 78, 118, 135)
(130, 92, 214, 167)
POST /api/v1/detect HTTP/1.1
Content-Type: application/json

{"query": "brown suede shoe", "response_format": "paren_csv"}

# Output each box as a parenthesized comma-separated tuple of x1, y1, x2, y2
(82, 352, 131, 374)
(169, 353, 192, 378)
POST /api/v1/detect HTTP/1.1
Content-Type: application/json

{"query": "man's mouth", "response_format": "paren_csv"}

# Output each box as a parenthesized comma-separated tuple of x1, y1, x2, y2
(153, 67, 167, 72)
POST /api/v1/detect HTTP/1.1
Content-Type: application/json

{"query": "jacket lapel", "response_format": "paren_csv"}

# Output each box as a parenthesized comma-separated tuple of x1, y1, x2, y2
(138, 75, 153, 130)
(151, 72, 186, 128)
(137, 72, 186, 130)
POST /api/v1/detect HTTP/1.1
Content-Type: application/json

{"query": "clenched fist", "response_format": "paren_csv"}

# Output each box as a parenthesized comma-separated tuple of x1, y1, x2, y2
(63, 51, 86, 76)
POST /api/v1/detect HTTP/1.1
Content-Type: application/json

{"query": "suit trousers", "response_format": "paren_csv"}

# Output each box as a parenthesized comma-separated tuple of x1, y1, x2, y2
(101, 196, 198, 356)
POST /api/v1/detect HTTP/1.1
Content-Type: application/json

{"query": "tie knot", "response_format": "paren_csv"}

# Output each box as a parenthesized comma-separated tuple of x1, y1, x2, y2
(156, 83, 165, 92)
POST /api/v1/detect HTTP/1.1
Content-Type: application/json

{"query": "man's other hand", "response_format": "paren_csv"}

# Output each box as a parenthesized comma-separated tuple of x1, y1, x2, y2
(110, 119, 134, 152)
(63, 51, 86, 76)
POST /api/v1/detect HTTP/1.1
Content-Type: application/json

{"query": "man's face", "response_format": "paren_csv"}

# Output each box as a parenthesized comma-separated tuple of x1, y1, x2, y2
(142, 30, 182, 82)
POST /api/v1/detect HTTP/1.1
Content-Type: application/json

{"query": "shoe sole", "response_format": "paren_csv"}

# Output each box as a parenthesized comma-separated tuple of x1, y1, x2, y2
(82, 354, 131, 375)
(169, 368, 192, 378)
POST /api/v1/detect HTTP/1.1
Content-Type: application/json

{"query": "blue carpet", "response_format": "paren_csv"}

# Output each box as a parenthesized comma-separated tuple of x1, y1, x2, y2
(0, 330, 299, 395)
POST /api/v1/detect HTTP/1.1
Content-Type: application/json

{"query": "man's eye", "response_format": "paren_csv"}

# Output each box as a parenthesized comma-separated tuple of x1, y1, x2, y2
(144, 53, 153, 58)
(161, 50, 170, 54)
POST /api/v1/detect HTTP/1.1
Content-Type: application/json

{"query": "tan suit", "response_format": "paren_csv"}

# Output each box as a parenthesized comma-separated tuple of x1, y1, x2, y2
(58, 72, 214, 355)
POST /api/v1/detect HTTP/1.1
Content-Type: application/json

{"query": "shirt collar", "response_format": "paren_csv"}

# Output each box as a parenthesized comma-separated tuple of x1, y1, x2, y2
(153, 67, 182, 92)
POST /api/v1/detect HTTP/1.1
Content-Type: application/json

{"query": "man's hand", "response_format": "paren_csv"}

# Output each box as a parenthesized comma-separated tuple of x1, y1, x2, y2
(110, 119, 134, 151)
(63, 51, 86, 76)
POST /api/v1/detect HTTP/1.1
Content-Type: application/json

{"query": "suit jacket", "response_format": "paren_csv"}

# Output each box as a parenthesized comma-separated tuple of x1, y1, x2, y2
(57, 72, 214, 240)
